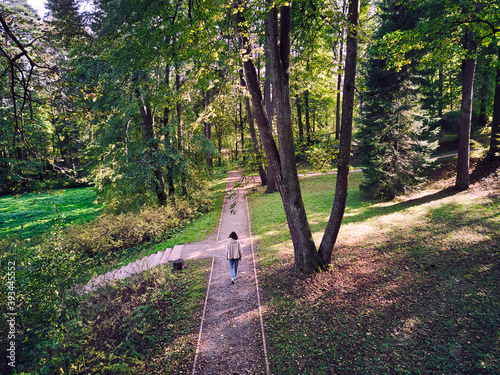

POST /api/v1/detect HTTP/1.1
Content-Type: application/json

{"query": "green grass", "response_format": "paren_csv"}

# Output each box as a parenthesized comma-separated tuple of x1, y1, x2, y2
(0, 187, 103, 240)
(0, 179, 225, 280)
(249, 172, 500, 374)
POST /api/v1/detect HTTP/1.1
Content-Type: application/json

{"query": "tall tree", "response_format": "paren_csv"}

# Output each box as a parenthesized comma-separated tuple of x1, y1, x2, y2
(379, 0, 500, 190)
(0, 0, 69, 192)
(264, 26, 278, 194)
(72, 0, 228, 207)
(46, 0, 83, 45)
(235, 0, 360, 273)
(360, 0, 437, 201)
(239, 71, 268, 185)
(133, 71, 168, 204)
(456, 25, 478, 190)
(318, 0, 360, 265)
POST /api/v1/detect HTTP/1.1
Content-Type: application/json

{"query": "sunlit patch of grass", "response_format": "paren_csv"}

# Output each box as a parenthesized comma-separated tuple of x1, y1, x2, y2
(0, 187, 103, 240)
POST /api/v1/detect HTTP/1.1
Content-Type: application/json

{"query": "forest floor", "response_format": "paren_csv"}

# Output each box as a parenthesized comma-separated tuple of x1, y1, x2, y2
(248, 156, 500, 374)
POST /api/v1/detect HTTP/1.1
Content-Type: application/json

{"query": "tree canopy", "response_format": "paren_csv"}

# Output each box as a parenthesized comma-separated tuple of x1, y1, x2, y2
(1, 0, 499, 268)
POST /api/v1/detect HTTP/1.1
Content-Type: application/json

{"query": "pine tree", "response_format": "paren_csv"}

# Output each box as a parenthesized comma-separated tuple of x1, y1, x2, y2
(356, 0, 436, 201)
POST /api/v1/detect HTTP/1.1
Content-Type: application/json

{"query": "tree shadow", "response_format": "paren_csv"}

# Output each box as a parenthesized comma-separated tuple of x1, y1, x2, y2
(260, 199, 500, 374)
(342, 186, 460, 225)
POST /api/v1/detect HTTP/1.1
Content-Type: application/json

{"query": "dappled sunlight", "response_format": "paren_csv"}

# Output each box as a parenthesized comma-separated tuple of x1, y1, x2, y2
(446, 227, 491, 246)
(307, 211, 330, 227)
(335, 221, 403, 248)
(161, 333, 198, 363)
(249, 167, 500, 373)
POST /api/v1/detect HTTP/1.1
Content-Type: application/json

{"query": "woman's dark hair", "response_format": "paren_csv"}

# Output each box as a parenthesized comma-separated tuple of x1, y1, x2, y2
(229, 231, 238, 240)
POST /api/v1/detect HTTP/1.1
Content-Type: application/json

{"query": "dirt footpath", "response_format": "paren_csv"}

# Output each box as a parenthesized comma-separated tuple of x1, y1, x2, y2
(181, 170, 269, 375)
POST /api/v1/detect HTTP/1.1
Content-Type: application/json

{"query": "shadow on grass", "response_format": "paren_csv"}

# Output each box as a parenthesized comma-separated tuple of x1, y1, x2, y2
(342, 187, 460, 225)
(260, 195, 500, 374)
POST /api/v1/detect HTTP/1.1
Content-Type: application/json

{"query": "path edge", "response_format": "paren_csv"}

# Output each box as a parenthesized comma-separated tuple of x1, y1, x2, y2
(246, 196, 271, 375)
(191, 256, 215, 375)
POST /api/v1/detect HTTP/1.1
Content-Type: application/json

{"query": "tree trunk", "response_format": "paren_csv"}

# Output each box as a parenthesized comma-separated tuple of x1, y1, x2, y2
(204, 90, 213, 168)
(176, 68, 183, 150)
(455, 30, 477, 191)
(296, 94, 304, 143)
(164, 64, 176, 196)
(240, 70, 268, 185)
(176, 67, 188, 196)
(438, 66, 444, 118)
(318, 0, 360, 265)
(265, 4, 322, 273)
(264, 29, 278, 194)
(489, 47, 500, 160)
(218, 126, 222, 166)
(305, 89, 311, 143)
(335, 32, 344, 140)
(247, 97, 268, 185)
(135, 83, 168, 205)
(239, 101, 246, 162)
(235, 0, 359, 273)
(478, 90, 487, 127)
(235, 2, 320, 273)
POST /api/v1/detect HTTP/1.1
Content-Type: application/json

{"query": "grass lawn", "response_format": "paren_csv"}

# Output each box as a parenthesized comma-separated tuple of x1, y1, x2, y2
(0, 187, 103, 240)
(249, 171, 500, 374)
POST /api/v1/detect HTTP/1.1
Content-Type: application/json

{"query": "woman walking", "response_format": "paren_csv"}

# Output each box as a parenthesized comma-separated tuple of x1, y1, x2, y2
(226, 231, 242, 284)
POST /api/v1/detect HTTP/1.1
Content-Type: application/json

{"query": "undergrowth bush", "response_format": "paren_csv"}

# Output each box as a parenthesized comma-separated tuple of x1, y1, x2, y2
(0, 230, 209, 374)
(65, 197, 213, 256)
(0, 224, 94, 374)
(72, 263, 209, 373)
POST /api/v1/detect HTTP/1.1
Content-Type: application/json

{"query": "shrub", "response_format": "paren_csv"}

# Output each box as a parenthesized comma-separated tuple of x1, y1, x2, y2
(64, 198, 212, 256)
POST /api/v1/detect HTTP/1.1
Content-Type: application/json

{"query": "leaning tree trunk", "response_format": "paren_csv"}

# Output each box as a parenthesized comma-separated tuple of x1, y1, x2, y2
(247, 97, 268, 185)
(235, 1, 321, 273)
(240, 71, 267, 185)
(264, 36, 278, 194)
(264, 4, 322, 273)
(335, 34, 343, 141)
(318, 0, 359, 265)
(455, 30, 477, 191)
(489, 46, 500, 160)
(235, 0, 360, 273)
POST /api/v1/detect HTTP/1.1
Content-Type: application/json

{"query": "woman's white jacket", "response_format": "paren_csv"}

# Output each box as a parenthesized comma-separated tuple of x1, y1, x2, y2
(226, 238, 242, 259)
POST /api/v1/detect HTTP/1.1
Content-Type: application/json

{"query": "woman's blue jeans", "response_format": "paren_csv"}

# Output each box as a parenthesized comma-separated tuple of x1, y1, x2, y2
(228, 258, 240, 279)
